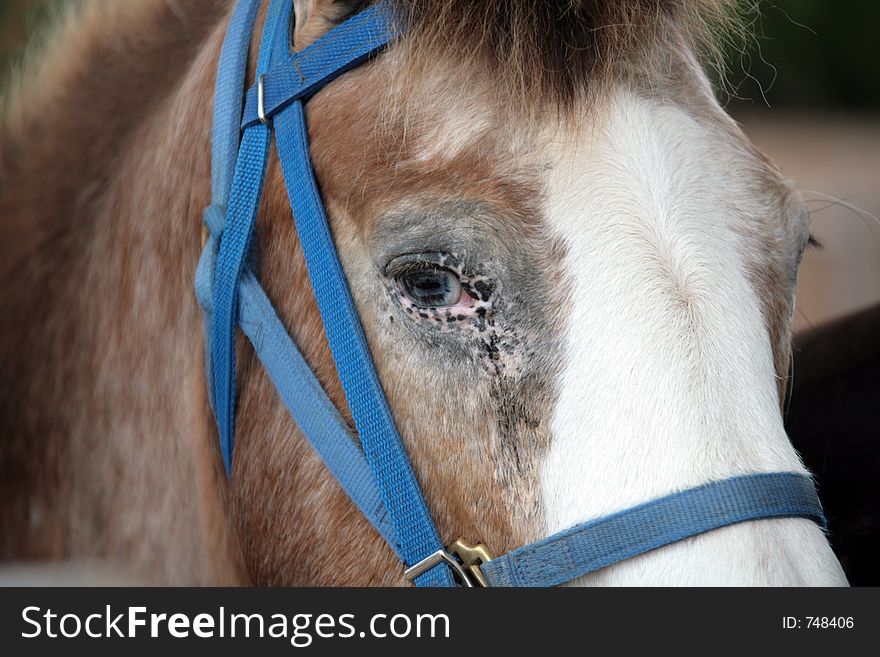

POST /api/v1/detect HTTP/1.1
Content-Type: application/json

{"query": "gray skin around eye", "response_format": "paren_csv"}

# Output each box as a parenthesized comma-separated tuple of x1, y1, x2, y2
(370, 198, 564, 377)
(367, 197, 569, 470)
(370, 199, 507, 269)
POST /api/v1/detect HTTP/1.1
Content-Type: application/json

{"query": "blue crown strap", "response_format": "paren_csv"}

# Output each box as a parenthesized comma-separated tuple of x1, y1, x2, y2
(273, 97, 454, 586)
(240, 0, 397, 129)
(480, 472, 826, 587)
(210, 0, 288, 474)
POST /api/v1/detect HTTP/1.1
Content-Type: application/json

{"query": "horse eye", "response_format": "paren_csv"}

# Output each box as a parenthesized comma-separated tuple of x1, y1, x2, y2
(397, 268, 462, 308)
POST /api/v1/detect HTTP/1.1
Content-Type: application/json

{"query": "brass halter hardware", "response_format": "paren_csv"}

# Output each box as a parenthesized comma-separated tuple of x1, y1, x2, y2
(404, 538, 495, 587)
(447, 538, 494, 587)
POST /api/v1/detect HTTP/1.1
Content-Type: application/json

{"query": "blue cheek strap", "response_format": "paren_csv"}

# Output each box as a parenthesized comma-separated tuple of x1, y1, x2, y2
(200, 0, 453, 586)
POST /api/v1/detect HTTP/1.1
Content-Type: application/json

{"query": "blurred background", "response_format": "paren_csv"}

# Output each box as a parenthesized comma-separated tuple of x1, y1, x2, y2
(720, 0, 880, 334)
(1, 0, 878, 333)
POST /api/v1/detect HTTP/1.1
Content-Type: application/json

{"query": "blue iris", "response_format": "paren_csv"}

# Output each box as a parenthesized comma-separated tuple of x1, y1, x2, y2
(399, 268, 462, 308)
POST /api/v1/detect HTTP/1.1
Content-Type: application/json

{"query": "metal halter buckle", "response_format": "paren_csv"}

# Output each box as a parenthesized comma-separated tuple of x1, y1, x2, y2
(403, 539, 494, 588)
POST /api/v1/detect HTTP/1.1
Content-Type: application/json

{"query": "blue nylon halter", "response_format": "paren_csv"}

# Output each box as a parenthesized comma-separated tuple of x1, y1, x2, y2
(196, 0, 827, 587)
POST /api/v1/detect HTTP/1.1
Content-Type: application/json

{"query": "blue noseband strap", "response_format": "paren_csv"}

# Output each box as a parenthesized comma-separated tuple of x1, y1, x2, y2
(480, 472, 826, 587)
(197, 0, 828, 587)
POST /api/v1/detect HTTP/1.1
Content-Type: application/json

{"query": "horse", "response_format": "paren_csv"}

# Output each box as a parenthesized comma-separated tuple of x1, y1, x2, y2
(0, 0, 849, 586)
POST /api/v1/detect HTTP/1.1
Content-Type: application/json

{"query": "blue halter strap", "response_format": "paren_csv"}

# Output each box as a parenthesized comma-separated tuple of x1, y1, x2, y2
(197, 0, 827, 587)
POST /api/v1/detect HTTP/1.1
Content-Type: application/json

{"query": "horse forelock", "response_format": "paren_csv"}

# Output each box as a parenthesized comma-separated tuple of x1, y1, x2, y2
(392, 0, 737, 116)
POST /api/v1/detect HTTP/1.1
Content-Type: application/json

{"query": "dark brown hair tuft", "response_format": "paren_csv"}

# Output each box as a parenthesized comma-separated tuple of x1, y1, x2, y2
(388, 0, 735, 113)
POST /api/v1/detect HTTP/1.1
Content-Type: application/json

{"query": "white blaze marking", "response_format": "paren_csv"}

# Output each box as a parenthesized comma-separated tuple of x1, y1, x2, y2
(539, 88, 847, 585)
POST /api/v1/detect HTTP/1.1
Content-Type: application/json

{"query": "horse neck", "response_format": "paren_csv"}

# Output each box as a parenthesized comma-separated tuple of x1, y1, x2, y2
(0, 0, 244, 583)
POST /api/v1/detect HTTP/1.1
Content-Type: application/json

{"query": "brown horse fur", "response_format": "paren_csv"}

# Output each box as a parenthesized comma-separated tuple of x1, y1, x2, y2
(0, 0, 808, 585)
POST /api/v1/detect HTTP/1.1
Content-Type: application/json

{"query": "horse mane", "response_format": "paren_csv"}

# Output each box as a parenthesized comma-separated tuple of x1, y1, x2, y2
(394, 0, 738, 112)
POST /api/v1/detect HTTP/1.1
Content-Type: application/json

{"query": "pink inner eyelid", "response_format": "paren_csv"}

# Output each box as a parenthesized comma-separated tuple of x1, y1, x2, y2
(446, 286, 477, 311)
